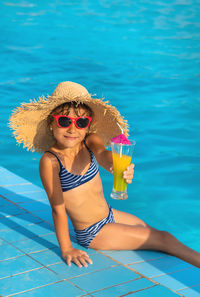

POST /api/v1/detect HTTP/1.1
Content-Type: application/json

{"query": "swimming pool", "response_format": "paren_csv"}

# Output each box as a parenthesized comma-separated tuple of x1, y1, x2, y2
(1, 0, 200, 251)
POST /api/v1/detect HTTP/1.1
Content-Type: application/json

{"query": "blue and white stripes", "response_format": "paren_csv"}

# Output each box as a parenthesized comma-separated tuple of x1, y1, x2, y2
(45, 141, 99, 192)
(59, 149, 99, 191)
(74, 206, 115, 248)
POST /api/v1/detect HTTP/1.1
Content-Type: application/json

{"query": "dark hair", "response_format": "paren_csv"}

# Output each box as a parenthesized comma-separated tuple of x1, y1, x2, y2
(47, 101, 93, 128)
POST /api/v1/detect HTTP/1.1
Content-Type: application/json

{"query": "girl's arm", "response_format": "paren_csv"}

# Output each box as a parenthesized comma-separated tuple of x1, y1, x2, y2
(86, 133, 135, 183)
(39, 154, 92, 267)
(86, 133, 113, 172)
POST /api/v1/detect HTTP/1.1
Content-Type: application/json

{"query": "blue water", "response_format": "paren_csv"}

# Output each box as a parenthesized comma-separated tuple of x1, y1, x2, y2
(1, 1, 200, 251)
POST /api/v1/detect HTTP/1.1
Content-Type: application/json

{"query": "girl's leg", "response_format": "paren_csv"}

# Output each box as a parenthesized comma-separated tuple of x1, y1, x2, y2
(89, 223, 200, 268)
(112, 208, 149, 227)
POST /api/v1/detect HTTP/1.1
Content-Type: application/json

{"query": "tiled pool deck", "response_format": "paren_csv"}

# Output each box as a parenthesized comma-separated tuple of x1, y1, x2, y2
(0, 166, 200, 297)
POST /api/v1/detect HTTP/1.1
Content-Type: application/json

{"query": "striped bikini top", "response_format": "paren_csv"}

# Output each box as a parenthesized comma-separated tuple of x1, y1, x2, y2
(45, 141, 99, 192)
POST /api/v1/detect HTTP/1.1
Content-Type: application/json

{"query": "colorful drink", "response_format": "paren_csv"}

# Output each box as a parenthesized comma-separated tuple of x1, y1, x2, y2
(110, 135, 136, 200)
(113, 153, 131, 192)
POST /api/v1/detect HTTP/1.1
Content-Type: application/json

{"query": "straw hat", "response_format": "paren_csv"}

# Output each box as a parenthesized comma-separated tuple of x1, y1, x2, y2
(9, 81, 129, 153)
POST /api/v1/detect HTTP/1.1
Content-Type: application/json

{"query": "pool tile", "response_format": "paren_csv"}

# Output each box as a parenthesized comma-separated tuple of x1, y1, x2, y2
(20, 201, 51, 212)
(92, 278, 155, 296)
(25, 221, 54, 235)
(0, 197, 14, 206)
(0, 221, 54, 243)
(0, 267, 62, 296)
(0, 243, 23, 260)
(71, 265, 140, 293)
(49, 253, 118, 279)
(29, 247, 63, 266)
(0, 213, 42, 231)
(102, 250, 167, 265)
(0, 254, 42, 279)
(0, 183, 42, 195)
(128, 285, 180, 296)
(0, 169, 29, 186)
(152, 267, 200, 290)
(2, 191, 46, 204)
(13, 233, 58, 253)
(31, 209, 54, 224)
(179, 285, 200, 297)
(129, 256, 191, 278)
(19, 190, 48, 203)
(15, 280, 86, 297)
(0, 226, 36, 242)
(0, 203, 27, 217)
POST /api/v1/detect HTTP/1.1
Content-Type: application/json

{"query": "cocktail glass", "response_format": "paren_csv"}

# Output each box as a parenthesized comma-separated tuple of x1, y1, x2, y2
(110, 140, 136, 200)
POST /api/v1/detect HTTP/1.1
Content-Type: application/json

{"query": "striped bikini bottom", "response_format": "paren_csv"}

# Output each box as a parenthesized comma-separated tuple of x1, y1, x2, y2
(74, 206, 115, 249)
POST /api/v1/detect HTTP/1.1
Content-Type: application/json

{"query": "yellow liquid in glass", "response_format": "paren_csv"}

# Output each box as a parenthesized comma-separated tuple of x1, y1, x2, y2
(112, 153, 132, 192)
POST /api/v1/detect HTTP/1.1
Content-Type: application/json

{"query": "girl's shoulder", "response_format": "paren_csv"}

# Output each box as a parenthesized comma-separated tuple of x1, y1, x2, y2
(40, 150, 54, 163)
(39, 150, 60, 173)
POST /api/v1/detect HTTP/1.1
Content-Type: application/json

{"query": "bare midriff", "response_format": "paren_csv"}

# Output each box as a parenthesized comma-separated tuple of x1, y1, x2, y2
(63, 172, 109, 230)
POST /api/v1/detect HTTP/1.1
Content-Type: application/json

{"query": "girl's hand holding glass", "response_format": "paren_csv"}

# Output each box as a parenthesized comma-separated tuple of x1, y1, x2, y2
(110, 163, 135, 184)
(123, 163, 135, 184)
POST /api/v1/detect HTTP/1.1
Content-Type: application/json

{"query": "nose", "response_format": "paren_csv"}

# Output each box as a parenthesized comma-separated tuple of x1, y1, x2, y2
(67, 121, 77, 133)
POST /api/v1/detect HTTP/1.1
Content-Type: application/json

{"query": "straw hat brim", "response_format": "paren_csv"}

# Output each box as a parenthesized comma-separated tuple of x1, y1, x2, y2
(9, 82, 129, 153)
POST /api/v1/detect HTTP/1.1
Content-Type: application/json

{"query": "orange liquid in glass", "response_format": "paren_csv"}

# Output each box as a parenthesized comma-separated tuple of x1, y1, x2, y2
(112, 153, 132, 192)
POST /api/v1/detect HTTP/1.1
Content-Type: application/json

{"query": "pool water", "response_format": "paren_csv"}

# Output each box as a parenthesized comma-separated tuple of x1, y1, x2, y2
(1, 1, 200, 251)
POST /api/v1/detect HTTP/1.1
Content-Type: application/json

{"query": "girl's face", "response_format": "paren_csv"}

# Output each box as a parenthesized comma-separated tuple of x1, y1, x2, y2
(50, 107, 90, 149)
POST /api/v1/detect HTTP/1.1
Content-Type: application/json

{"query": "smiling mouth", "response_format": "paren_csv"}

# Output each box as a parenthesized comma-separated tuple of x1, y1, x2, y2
(64, 136, 77, 140)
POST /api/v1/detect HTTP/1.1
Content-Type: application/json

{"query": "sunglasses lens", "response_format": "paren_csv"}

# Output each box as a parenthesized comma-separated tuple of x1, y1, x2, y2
(58, 116, 71, 127)
(76, 117, 90, 128)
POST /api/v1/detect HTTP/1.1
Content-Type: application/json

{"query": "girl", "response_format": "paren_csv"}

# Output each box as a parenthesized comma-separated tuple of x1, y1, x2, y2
(10, 81, 200, 268)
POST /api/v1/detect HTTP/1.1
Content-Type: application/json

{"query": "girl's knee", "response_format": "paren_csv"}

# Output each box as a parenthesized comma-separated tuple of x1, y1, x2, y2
(159, 230, 172, 248)
(148, 229, 169, 246)
(162, 230, 171, 239)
